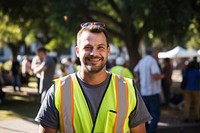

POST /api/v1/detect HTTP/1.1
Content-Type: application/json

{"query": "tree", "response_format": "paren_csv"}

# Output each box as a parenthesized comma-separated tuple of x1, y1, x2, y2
(186, 20, 200, 49)
(0, 0, 71, 57)
(1, 0, 200, 69)
(0, 12, 23, 57)
(49, 0, 200, 69)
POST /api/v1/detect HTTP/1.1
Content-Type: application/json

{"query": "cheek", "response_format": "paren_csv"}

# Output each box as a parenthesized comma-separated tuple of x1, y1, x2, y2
(78, 50, 89, 59)
(76, 48, 86, 58)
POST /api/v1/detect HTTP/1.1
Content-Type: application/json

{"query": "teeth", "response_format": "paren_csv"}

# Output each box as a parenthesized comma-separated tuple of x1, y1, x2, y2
(89, 58, 100, 61)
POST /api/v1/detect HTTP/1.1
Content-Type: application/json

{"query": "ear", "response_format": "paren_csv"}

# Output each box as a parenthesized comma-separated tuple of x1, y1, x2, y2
(75, 46, 80, 57)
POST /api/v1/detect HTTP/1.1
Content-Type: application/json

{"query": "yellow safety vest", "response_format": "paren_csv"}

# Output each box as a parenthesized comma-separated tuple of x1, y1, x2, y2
(110, 66, 133, 79)
(54, 73, 137, 133)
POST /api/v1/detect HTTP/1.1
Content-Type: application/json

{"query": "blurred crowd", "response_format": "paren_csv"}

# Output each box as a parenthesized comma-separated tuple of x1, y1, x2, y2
(0, 46, 199, 133)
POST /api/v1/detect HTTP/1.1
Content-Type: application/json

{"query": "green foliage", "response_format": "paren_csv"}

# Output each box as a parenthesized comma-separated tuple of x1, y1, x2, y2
(1, 0, 199, 48)
(1, 0, 200, 67)
(45, 38, 63, 51)
(186, 18, 200, 49)
(25, 32, 37, 46)
(0, 13, 23, 44)
(186, 34, 200, 49)
(0, 0, 71, 56)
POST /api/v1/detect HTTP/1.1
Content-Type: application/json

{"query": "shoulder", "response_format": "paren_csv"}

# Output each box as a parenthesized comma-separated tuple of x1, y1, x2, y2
(124, 67, 131, 72)
(117, 76, 136, 95)
(46, 56, 55, 62)
(53, 73, 76, 88)
(54, 74, 71, 83)
(148, 56, 157, 64)
(138, 55, 151, 65)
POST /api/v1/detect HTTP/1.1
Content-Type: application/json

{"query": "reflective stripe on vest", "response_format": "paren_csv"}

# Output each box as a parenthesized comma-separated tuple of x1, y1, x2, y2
(54, 75, 74, 133)
(54, 73, 137, 133)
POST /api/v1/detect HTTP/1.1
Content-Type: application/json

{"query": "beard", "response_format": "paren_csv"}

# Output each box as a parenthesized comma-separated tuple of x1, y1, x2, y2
(82, 56, 107, 74)
(85, 63, 105, 74)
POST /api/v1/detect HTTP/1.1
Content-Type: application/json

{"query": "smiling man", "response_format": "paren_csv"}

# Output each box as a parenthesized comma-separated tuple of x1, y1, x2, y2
(76, 24, 110, 84)
(35, 22, 151, 133)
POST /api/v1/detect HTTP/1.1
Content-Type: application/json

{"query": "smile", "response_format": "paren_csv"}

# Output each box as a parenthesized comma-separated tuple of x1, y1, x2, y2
(88, 58, 101, 62)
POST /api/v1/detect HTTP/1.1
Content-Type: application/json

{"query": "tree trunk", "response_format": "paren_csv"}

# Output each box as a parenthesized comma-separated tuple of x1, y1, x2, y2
(122, 23, 143, 71)
(120, 16, 143, 71)
(8, 42, 22, 60)
(126, 36, 141, 71)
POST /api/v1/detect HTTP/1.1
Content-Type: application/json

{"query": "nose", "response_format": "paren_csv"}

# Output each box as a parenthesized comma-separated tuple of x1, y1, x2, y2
(90, 49, 97, 56)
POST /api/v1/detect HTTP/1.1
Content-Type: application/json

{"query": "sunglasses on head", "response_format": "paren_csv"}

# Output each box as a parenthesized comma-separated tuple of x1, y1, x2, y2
(80, 22, 106, 28)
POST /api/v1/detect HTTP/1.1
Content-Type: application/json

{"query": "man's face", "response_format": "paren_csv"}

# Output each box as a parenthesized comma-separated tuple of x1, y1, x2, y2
(76, 31, 110, 74)
(36, 51, 45, 61)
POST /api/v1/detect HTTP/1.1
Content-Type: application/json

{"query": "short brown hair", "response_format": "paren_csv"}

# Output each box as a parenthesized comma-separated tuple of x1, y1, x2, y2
(77, 25, 109, 46)
(37, 47, 47, 53)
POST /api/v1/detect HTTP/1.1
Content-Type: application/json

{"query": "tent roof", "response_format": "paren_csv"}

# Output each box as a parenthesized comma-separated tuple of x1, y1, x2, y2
(158, 46, 199, 59)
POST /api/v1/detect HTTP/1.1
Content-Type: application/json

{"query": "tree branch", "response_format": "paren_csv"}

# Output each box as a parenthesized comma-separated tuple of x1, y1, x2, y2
(82, 13, 124, 40)
(107, 0, 121, 16)
(89, 9, 122, 28)
(107, 27, 125, 40)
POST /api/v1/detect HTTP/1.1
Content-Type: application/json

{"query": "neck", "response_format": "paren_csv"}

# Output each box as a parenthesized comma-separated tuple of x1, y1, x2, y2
(79, 69, 108, 85)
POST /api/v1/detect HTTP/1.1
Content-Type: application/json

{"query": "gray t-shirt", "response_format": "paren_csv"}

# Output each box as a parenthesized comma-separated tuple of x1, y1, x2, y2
(39, 56, 56, 93)
(35, 73, 151, 129)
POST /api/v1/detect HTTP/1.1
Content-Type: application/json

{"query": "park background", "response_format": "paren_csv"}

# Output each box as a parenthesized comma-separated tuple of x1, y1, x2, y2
(0, 0, 200, 132)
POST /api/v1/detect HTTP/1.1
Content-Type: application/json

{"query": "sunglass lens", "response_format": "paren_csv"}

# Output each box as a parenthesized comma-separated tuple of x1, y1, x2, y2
(97, 22, 106, 28)
(81, 23, 90, 27)
(96, 23, 104, 27)
(80, 22, 105, 28)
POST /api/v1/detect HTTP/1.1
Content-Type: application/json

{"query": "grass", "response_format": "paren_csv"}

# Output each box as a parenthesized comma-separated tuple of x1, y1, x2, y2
(0, 79, 40, 121)
(0, 93, 40, 121)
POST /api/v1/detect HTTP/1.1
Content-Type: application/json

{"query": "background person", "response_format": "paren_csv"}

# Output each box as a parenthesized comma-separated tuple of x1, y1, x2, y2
(66, 57, 76, 74)
(33, 47, 56, 103)
(31, 55, 41, 94)
(35, 22, 151, 133)
(161, 58, 173, 105)
(21, 55, 31, 85)
(110, 56, 133, 79)
(0, 62, 5, 104)
(182, 57, 200, 122)
(134, 48, 163, 133)
(11, 56, 21, 92)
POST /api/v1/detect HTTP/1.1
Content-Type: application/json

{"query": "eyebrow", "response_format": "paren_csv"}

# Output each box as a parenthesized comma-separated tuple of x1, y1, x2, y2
(98, 43, 106, 46)
(83, 43, 106, 47)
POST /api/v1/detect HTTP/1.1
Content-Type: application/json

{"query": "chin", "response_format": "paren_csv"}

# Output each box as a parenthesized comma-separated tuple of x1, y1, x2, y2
(86, 66, 105, 73)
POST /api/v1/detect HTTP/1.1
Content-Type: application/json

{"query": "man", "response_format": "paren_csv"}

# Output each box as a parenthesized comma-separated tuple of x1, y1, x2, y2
(134, 48, 163, 133)
(33, 47, 56, 103)
(31, 55, 41, 94)
(110, 56, 133, 79)
(21, 55, 31, 85)
(35, 22, 151, 133)
(182, 57, 200, 122)
(161, 58, 173, 105)
(67, 58, 76, 74)
(11, 56, 21, 92)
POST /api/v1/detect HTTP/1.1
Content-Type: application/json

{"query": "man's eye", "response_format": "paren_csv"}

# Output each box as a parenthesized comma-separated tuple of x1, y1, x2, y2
(98, 47, 105, 50)
(84, 47, 91, 50)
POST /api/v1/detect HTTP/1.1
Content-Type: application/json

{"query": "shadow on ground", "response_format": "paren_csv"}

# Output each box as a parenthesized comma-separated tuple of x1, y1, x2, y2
(0, 88, 40, 123)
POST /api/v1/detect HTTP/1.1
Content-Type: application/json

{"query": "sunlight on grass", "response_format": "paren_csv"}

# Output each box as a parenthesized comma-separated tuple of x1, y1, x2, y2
(0, 110, 20, 120)
(11, 96, 31, 101)
(28, 77, 38, 88)
(28, 82, 37, 88)
(0, 94, 40, 121)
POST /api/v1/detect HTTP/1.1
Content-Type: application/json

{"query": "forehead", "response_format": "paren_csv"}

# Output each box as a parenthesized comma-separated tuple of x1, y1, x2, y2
(37, 51, 44, 55)
(79, 31, 107, 45)
(37, 50, 42, 53)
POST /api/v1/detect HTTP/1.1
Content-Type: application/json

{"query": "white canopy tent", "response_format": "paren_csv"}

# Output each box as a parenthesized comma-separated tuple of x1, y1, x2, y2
(180, 49, 199, 58)
(158, 46, 199, 59)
